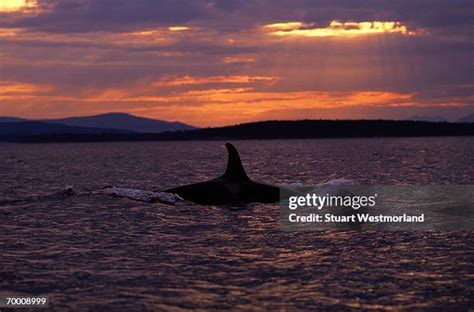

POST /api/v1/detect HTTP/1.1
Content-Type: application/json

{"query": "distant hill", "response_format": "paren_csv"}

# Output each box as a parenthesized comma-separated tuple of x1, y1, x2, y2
(45, 113, 196, 133)
(457, 112, 474, 123)
(0, 121, 129, 137)
(13, 120, 474, 143)
(408, 115, 448, 122)
(0, 116, 28, 123)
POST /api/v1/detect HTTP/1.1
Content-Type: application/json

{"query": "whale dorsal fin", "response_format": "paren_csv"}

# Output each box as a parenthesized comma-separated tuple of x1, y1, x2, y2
(222, 143, 250, 181)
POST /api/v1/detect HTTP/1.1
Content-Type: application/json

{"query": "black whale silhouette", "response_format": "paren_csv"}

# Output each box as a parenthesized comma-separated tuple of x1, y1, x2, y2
(165, 143, 280, 205)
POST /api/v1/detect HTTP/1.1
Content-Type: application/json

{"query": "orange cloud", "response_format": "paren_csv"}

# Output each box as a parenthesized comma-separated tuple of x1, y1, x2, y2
(153, 75, 278, 88)
(126, 90, 418, 126)
(223, 55, 256, 63)
(3, 81, 470, 126)
(131, 30, 156, 36)
(0, 28, 21, 37)
(171, 89, 414, 108)
(0, 81, 54, 97)
(263, 20, 416, 37)
(60, 87, 418, 125)
(131, 26, 191, 37)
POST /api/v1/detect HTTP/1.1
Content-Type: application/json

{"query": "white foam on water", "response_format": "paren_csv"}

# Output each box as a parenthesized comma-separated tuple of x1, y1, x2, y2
(320, 178, 358, 186)
(97, 187, 183, 204)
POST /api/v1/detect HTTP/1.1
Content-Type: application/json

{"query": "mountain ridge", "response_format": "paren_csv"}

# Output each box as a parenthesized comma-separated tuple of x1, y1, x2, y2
(44, 112, 196, 133)
(407, 115, 448, 122)
(456, 112, 474, 123)
(0, 113, 196, 133)
(0, 121, 130, 136)
(0, 116, 28, 123)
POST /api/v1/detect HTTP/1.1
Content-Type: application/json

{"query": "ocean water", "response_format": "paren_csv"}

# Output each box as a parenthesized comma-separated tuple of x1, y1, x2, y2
(1, 138, 473, 311)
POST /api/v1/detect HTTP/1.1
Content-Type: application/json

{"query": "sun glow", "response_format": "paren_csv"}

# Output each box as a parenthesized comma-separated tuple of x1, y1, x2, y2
(168, 26, 190, 32)
(0, 0, 38, 12)
(264, 20, 416, 37)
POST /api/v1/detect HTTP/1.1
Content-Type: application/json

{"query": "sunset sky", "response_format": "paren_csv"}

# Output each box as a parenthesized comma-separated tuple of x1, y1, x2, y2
(0, 0, 472, 126)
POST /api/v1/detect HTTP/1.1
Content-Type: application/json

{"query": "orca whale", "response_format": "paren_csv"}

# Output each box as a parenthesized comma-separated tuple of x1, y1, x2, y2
(164, 143, 280, 205)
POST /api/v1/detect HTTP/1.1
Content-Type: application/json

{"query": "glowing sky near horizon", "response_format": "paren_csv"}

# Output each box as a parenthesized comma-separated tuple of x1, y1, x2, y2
(0, 0, 472, 126)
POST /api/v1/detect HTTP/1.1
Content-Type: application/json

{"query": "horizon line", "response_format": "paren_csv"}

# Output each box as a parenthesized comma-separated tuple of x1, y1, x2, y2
(1, 111, 472, 128)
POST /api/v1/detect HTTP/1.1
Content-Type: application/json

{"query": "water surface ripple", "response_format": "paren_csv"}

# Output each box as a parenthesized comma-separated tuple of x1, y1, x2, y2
(1, 138, 473, 311)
